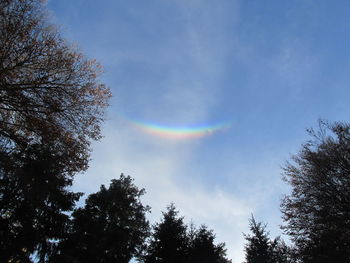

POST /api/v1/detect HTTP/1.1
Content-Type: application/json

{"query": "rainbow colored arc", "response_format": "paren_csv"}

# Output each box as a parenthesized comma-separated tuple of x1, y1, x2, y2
(128, 119, 230, 139)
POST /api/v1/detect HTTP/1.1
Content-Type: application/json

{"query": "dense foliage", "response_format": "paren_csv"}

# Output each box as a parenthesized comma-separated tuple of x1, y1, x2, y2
(281, 121, 350, 263)
(0, 0, 110, 161)
(188, 225, 232, 263)
(143, 204, 189, 263)
(0, 0, 110, 261)
(243, 216, 292, 263)
(52, 175, 150, 263)
(0, 144, 82, 262)
(143, 204, 231, 263)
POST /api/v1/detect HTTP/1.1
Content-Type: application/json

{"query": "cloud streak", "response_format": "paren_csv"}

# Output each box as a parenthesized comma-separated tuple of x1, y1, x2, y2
(74, 121, 252, 262)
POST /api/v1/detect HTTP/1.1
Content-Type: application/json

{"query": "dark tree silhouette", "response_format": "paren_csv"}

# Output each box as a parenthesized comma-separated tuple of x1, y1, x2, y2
(0, 144, 82, 262)
(52, 175, 150, 263)
(244, 216, 273, 263)
(281, 121, 350, 263)
(244, 216, 291, 263)
(270, 237, 295, 263)
(0, 0, 110, 261)
(143, 204, 232, 263)
(188, 224, 232, 263)
(143, 204, 189, 263)
(0, 0, 111, 160)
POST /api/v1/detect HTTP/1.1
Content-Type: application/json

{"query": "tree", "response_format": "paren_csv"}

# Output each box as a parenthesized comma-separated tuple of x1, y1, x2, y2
(0, 0, 110, 261)
(244, 216, 291, 263)
(269, 237, 295, 263)
(143, 205, 232, 263)
(188, 225, 232, 263)
(244, 216, 273, 263)
(0, 144, 83, 262)
(281, 121, 350, 263)
(52, 175, 150, 263)
(143, 204, 189, 263)
(0, 0, 110, 161)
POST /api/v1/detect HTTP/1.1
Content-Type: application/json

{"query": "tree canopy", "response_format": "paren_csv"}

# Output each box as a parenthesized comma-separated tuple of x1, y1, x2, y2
(243, 216, 292, 263)
(244, 216, 273, 263)
(143, 204, 231, 263)
(52, 175, 150, 263)
(143, 204, 189, 263)
(0, 0, 111, 168)
(0, 0, 110, 261)
(188, 224, 232, 263)
(281, 121, 350, 263)
(0, 144, 82, 262)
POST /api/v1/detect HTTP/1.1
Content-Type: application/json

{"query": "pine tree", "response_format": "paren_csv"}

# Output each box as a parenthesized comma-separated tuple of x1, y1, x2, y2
(143, 204, 189, 263)
(52, 175, 150, 263)
(244, 216, 291, 263)
(188, 225, 231, 263)
(244, 216, 273, 263)
(143, 205, 232, 263)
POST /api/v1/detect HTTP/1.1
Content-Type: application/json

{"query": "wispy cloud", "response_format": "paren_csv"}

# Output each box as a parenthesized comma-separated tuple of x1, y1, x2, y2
(74, 121, 252, 262)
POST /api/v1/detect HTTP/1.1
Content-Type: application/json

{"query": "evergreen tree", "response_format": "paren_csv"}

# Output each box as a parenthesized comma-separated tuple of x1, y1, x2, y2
(52, 175, 150, 263)
(244, 216, 291, 263)
(143, 205, 232, 263)
(244, 216, 273, 263)
(270, 237, 295, 263)
(143, 204, 189, 263)
(0, 144, 82, 262)
(188, 225, 232, 263)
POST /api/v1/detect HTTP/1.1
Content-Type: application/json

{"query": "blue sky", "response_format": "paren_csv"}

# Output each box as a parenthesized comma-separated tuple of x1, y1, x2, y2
(48, 1, 350, 262)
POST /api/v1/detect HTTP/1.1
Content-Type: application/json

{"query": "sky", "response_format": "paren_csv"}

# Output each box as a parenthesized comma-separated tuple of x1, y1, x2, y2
(48, 1, 350, 262)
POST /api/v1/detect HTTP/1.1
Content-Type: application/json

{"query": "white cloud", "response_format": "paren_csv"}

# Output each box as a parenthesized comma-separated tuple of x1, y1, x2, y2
(72, 121, 252, 262)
